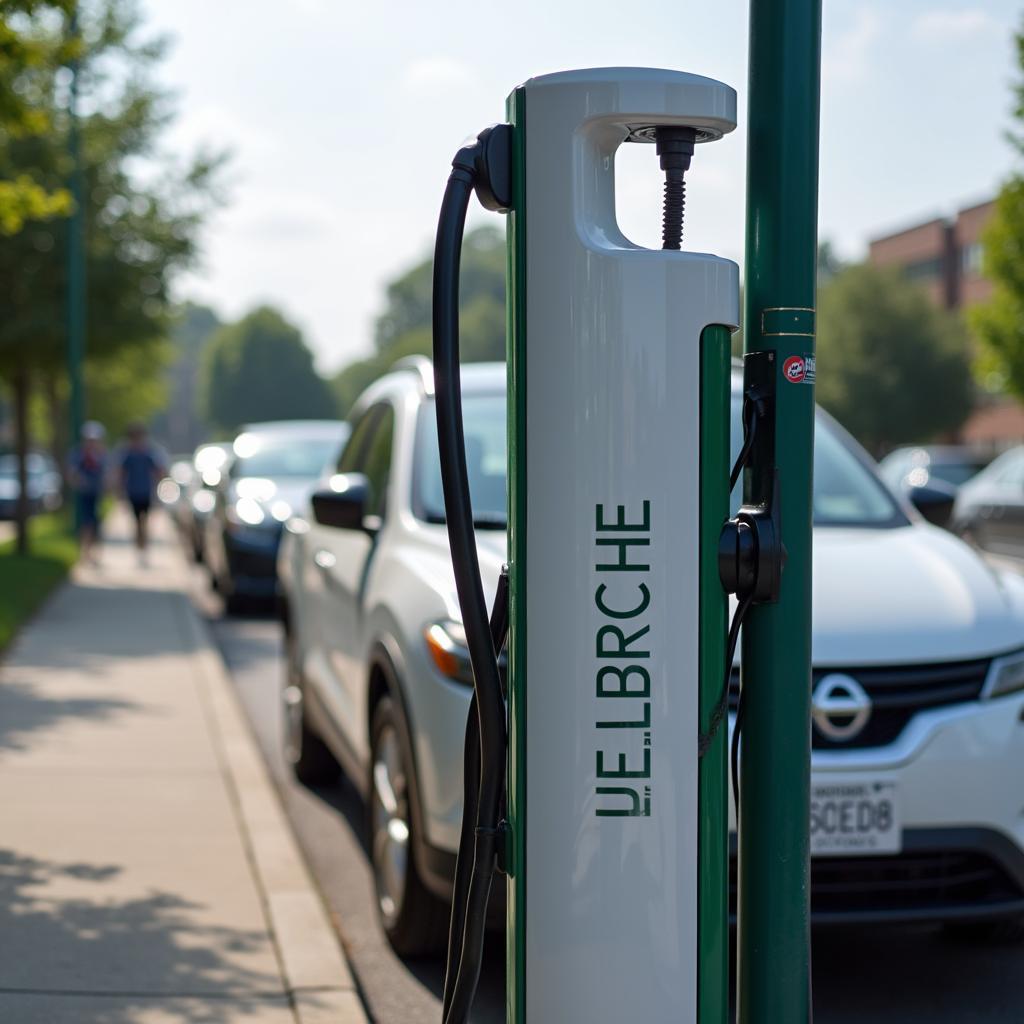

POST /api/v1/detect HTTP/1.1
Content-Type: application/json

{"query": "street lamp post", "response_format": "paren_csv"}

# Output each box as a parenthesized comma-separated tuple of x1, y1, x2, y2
(66, 6, 85, 448)
(737, 1, 822, 1022)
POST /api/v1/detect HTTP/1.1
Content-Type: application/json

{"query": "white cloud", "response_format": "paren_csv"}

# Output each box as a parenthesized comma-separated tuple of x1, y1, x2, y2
(401, 56, 475, 98)
(912, 9, 996, 41)
(824, 7, 883, 85)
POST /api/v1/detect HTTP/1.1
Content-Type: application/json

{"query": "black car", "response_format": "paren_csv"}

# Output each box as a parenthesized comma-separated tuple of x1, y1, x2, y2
(204, 421, 349, 612)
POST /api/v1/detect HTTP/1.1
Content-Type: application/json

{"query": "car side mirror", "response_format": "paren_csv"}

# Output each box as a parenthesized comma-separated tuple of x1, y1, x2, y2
(907, 480, 957, 528)
(311, 473, 373, 531)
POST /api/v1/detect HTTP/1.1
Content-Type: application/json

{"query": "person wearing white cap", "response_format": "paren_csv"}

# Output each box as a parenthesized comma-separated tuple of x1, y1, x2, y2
(68, 421, 107, 564)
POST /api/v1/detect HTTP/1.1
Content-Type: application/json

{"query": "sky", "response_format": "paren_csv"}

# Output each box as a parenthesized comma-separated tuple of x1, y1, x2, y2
(140, 0, 1021, 373)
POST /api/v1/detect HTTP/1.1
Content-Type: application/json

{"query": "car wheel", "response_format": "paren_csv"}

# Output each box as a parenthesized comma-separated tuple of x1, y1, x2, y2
(282, 629, 338, 786)
(369, 696, 448, 956)
(944, 915, 1024, 945)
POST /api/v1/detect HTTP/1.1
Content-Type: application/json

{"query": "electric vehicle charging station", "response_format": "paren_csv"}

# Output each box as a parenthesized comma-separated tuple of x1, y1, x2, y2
(431, 5, 822, 1023)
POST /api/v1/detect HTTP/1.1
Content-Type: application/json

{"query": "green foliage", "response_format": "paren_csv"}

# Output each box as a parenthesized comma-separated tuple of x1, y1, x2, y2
(201, 306, 336, 433)
(971, 178, 1024, 398)
(85, 337, 170, 439)
(334, 225, 505, 417)
(0, 0, 75, 234)
(972, 20, 1024, 402)
(0, 0, 224, 375)
(816, 264, 972, 453)
(0, 511, 77, 650)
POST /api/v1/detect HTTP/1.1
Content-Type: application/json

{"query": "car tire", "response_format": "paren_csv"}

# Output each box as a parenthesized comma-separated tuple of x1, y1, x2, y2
(282, 629, 338, 786)
(944, 915, 1024, 945)
(369, 695, 448, 957)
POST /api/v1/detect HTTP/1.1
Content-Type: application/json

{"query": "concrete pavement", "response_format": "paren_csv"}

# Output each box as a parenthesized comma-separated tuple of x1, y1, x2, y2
(0, 509, 367, 1023)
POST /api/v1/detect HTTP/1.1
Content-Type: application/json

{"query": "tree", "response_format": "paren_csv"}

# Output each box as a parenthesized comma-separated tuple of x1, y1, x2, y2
(0, 1, 74, 235)
(971, 20, 1024, 399)
(0, 0, 223, 551)
(816, 264, 972, 454)
(201, 306, 336, 433)
(333, 225, 506, 416)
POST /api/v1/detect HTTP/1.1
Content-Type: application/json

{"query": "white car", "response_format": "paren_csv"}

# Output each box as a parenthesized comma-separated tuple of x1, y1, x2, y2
(278, 358, 1024, 953)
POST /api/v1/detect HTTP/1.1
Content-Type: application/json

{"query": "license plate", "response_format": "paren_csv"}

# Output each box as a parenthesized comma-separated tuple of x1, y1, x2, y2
(810, 775, 901, 857)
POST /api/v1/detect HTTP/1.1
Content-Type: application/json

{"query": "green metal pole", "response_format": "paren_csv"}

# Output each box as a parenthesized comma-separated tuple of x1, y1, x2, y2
(738, 2, 822, 1023)
(66, 6, 85, 444)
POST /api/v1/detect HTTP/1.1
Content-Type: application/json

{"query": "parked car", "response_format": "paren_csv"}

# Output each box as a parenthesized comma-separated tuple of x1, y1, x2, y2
(279, 359, 1024, 954)
(205, 421, 349, 612)
(952, 446, 1024, 560)
(173, 442, 234, 563)
(0, 452, 63, 519)
(879, 445, 990, 528)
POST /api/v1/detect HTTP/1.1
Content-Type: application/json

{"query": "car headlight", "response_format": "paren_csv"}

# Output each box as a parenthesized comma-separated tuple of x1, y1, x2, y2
(424, 619, 474, 686)
(423, 619, 509, 687)
(234, 496, 266, 526)
(987, 649, 1024, 699)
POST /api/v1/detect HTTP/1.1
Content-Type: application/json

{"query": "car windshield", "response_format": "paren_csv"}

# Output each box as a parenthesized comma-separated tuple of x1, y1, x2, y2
(730, 395, 904, 526)
(928, 462, 983, 488)
(233, 438, 341, 479)
(413, 389, 904, 529)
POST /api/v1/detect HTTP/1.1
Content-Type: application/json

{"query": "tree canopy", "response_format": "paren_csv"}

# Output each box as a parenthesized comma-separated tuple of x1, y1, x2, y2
(0, 0, 75, 235)
(816, 264, 972, 454)
(201, 306, 336, 433)
(971, 19, 1024, 400)
(0, 0, 223, 377)
(334, 224, 506, 416)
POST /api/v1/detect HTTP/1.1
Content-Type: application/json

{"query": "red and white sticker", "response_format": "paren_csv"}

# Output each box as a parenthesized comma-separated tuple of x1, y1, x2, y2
(783, 354, 815, 384)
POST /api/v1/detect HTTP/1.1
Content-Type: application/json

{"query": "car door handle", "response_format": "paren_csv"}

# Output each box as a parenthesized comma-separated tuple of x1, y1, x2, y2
(314, 549, 336, 571)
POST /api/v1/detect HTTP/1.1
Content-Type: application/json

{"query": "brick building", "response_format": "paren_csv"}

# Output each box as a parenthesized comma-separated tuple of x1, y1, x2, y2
(868, 198, 993, 311)
(868, 198, 1024, 450)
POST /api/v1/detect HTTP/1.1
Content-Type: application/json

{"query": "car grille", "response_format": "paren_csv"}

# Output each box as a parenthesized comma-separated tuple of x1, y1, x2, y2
(728, 658, 991, 750)
(729, 850, 1023, 919)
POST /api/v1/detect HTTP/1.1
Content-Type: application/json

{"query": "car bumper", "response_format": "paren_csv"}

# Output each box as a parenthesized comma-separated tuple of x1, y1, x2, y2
(224, 526, 282, 595)
(728, 691, 1024, 924)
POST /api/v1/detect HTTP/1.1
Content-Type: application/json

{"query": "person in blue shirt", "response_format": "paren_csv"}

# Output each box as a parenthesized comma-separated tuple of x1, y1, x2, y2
(68, 421, 107, 565)
(117, 423, 166, 562)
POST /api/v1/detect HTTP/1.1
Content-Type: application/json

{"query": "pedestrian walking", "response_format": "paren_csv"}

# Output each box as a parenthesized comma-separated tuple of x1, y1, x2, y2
(68, 420, 107, 565)
(116, 423, 166, 564)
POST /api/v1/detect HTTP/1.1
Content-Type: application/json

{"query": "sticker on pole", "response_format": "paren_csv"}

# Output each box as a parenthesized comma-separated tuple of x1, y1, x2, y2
(782, 354, 815, 384)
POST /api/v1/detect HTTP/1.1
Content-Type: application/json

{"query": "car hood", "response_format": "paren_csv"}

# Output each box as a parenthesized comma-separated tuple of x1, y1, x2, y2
(812, 525, 1024, 664)
(412, 523, 1024, 666)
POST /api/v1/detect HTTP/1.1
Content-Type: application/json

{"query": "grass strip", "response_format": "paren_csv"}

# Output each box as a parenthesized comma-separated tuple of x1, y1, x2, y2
(0, 514, 78, 652)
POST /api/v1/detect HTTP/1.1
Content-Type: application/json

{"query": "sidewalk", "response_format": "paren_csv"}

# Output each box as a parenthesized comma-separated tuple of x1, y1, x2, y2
(0, 510, 366, 1023)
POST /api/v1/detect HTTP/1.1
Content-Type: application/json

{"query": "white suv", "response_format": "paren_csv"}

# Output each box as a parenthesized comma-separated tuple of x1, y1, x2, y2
(278, 358, 1024, 953)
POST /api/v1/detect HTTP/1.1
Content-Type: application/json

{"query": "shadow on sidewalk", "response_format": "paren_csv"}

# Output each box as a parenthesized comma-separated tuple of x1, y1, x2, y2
(7, 579, 201, 672)
(0, 847, 318, 1021)
(0, 680, 137, 754)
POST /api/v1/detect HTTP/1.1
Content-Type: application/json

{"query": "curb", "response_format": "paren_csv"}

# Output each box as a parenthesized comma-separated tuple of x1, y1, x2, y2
(176, 592, 370, 1024)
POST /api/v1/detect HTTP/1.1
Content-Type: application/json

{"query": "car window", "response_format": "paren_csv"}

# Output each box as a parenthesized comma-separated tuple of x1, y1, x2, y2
(232, 438, 342, 478)
(338, 406, 384, 474)
(361, 406, 395, 518)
